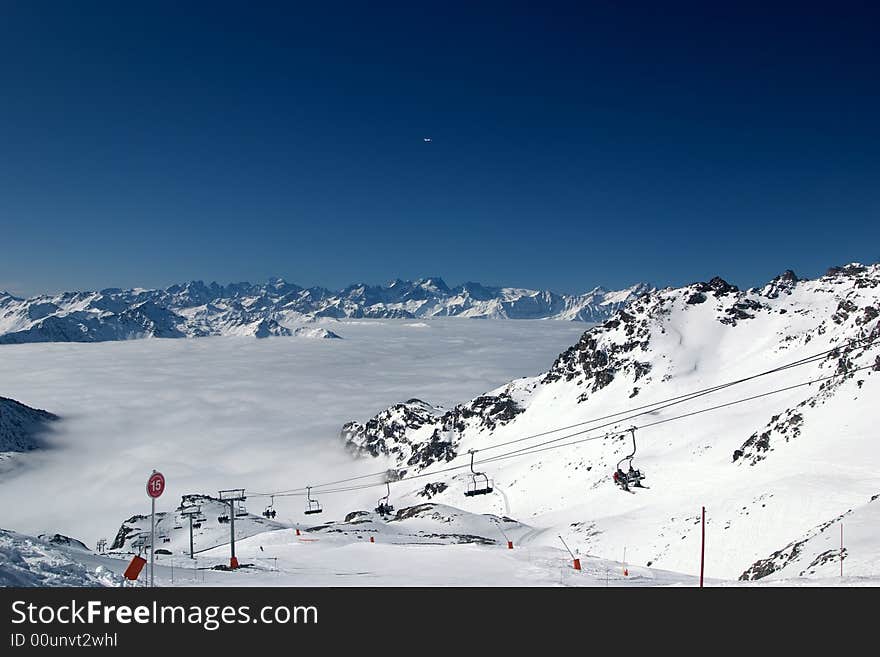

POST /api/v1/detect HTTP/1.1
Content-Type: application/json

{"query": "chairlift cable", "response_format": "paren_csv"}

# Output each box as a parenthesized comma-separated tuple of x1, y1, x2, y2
(254, 363, 875, 500)
(245, 340, 877, 500)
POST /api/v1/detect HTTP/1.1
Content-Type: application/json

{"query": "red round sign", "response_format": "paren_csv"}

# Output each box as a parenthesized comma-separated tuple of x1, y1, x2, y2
(146, 471, 165, 498)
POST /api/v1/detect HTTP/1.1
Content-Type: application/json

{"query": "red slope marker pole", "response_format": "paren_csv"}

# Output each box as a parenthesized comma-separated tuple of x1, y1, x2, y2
(699, 506, 706, 588)
(496, 523, 513, 550)
(558, 535, 581, 571)
(840, 523, 843, 578)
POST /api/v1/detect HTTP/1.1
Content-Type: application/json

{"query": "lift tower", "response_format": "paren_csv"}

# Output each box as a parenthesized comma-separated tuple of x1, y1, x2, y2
(218, 489, 246, 569)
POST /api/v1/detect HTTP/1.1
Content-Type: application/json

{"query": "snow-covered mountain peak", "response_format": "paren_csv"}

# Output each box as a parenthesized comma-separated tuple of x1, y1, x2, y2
(416, 276, 450, 293)
(757, 269, 800, 299)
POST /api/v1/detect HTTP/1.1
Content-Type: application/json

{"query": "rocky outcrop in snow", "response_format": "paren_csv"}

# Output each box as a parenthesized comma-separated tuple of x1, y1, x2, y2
(0, 278, 650, 344)
(307, 503, 527, 546)
(341, 383, 537, 474)
(0, 397, 59, 454)
(36, 533, 90, 552)
(740, 493, 880, 580)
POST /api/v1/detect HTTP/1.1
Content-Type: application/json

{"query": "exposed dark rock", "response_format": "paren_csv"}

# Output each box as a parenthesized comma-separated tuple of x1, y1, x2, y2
(393, 503, 437, 521)
(341, 391, 526, 472)
(826, 264, 867, 277)
(417, 482, 449, 499)
(0, 397, 60, 453)
(37, 534, 90, 551)
(736, 410, 805, 465)
(858, 306, 878, 325)
(110, 515, 149, 550)
(457, 394, 523, 431)
(692, 277, 739, 296)
(832, 299, 859, 324)
(720, 299, 765, 326)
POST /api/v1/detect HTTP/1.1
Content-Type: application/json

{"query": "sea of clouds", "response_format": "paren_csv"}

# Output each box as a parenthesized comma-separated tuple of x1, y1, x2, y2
(0, 319, 586, 546)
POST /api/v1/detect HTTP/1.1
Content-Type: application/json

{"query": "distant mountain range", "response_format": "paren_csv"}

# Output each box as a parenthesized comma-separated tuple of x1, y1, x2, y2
(0, 278, 651, 344)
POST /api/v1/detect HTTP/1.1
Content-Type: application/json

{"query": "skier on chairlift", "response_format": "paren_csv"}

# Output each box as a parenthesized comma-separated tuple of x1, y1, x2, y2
(613, 427, 646, 492)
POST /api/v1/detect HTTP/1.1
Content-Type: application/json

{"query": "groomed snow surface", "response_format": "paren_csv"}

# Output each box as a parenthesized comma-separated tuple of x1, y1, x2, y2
(3, 505, 873, 587)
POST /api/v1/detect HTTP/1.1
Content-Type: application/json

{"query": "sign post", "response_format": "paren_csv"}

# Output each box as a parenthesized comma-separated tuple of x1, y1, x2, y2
(146, 470, 165, 587)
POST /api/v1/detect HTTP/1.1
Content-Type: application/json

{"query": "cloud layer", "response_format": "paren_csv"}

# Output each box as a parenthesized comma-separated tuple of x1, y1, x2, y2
(0, 319, 585, 545)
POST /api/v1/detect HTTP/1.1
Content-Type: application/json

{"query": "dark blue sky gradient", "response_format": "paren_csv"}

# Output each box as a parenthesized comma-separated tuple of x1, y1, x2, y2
(1, 1, 878, 295)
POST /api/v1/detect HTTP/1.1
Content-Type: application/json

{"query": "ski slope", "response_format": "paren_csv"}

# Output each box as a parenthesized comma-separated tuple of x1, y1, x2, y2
(4, 505, 875, 587)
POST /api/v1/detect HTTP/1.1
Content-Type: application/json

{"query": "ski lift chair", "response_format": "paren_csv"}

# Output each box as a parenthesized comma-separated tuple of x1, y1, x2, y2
(304, 486, 323, 515)
(375, 482, 395, 516)
(463, 450, 494, 497)
(613, 427, 646, 491)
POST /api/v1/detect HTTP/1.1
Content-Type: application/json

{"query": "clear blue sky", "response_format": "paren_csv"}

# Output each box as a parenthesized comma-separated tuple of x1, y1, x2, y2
(1, 1, 877, 296)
